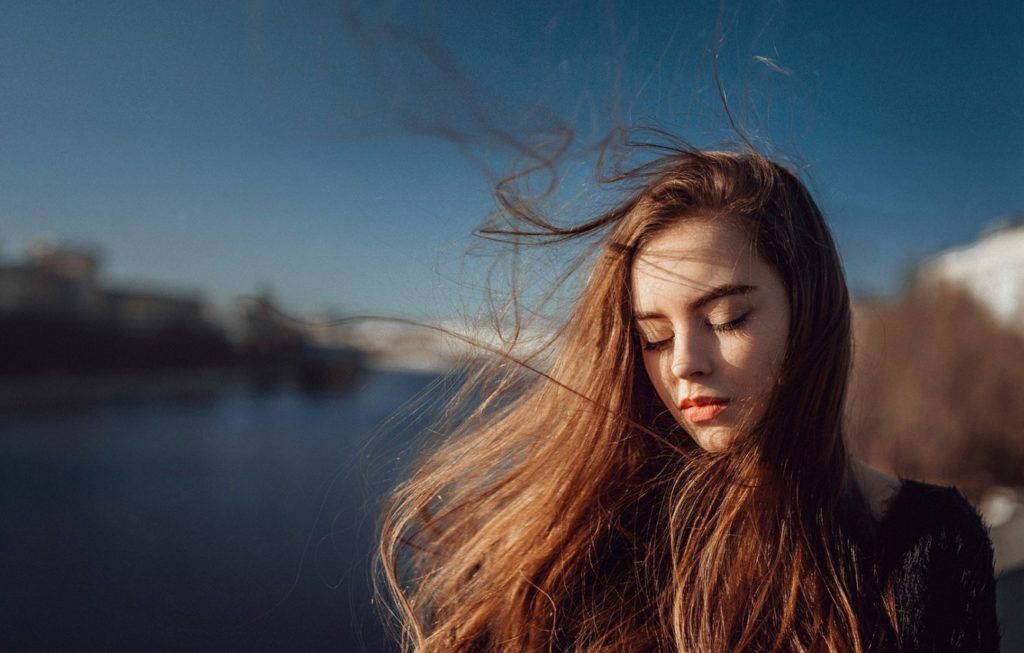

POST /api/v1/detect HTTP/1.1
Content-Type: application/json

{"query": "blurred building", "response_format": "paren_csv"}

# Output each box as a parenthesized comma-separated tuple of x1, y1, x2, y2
(918, 217, 1024, 329)
(0, 241, 237, 377)
(0, 242, 106, 318)
(0, 241, 209, 331)
(105, 289, 206, 334)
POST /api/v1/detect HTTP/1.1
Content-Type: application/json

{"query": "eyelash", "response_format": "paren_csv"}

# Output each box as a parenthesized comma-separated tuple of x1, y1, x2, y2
(711, 312, 749, 333)
(639, 313, 750, 351)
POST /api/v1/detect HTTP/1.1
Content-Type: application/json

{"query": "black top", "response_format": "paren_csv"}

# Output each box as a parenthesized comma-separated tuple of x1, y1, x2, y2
(869, 478, 1001, 652)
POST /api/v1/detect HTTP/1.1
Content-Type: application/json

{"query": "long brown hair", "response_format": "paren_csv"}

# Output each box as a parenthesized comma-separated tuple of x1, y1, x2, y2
(377, 146, 898, 652)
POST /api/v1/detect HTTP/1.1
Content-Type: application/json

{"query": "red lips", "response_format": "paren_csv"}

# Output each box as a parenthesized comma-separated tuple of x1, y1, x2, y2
(679, 396, 729, 422)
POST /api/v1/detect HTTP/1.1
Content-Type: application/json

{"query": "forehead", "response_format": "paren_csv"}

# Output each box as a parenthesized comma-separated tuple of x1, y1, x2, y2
(631, 219, 761, 308)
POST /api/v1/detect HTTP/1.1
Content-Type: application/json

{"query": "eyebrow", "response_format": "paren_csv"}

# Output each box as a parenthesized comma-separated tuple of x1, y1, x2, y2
(633, 284, 757, 321)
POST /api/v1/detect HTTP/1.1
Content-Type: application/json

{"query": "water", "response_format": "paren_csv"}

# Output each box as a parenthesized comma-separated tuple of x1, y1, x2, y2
(2, 371, 1020, 651)
(1, 370, 443, 652)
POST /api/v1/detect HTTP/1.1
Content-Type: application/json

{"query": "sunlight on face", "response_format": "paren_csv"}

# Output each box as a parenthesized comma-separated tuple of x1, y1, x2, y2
(631, 218, 790, 452)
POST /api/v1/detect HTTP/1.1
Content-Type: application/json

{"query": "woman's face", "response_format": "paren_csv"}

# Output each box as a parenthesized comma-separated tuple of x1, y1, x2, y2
(631, 217, 790, 452)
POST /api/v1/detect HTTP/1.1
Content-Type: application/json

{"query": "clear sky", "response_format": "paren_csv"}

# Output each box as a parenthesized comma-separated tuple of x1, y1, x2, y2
(2, 1, 1022, 318)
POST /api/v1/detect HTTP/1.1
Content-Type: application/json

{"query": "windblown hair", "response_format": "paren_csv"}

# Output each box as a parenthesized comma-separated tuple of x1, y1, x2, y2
(378, 147, 899, 652)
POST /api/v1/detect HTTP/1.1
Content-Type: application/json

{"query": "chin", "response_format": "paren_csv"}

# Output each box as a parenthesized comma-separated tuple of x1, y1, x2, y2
(691, 428, 734, 453)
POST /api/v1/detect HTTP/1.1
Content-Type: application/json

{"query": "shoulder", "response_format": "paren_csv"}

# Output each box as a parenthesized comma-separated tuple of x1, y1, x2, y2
(879, 478, 1001, 651)
(883, 478, 993, 555)
(851, 459, 903, 522)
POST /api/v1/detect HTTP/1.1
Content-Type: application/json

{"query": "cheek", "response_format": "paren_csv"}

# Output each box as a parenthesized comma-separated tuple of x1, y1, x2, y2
(641, 353, 676, 407)
(711, 340, 752, 385)
(720, 335, 785, 395)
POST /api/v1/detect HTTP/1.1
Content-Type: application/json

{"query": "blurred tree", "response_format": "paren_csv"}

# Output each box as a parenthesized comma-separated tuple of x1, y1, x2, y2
(849, 284, 1024, 498)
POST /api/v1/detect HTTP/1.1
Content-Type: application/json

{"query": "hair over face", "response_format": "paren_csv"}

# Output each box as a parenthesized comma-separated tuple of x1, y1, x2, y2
(378, 148, 896, 652)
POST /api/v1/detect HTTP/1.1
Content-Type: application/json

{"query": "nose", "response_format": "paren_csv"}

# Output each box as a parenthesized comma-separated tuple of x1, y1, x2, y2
(670, 330, 712, 379)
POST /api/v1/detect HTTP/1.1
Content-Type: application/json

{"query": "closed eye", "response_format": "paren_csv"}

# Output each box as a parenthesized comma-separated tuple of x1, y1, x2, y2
(641, 337, 671, 352)
(708, 312, 750, 334)
(637, 311, 752, 350)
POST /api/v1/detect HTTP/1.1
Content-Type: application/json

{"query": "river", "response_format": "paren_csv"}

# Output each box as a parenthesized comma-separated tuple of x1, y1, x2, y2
(1, 370, 444, 651)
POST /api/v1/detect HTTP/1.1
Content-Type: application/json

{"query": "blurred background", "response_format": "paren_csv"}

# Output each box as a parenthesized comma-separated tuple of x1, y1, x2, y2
(1, 1, 1022, 650)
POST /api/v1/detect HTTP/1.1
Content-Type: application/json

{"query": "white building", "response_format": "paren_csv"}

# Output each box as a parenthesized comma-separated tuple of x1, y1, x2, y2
(918, 218, 1024, 329)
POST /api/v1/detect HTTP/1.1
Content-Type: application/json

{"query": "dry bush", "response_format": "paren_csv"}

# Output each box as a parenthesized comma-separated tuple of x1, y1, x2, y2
(847, 284, 1024, 498)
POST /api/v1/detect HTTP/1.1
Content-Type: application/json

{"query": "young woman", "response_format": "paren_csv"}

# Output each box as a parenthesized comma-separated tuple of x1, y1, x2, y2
(377, 147, 1000, 652)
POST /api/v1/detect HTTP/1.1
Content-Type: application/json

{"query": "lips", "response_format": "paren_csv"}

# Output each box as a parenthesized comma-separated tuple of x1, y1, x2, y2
(679, 396, 729, 422)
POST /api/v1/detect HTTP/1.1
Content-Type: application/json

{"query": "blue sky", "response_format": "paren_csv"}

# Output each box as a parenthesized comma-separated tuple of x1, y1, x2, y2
(2, 1, 1022, 318)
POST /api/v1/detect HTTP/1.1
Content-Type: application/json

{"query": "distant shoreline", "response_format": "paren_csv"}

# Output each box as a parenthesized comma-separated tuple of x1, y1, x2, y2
(0, 362, 450, 414)
(0, 368, 244, 412)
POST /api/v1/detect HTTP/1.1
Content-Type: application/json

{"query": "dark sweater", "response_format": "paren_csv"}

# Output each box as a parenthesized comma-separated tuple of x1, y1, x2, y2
(870, 479, 1001, 652)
